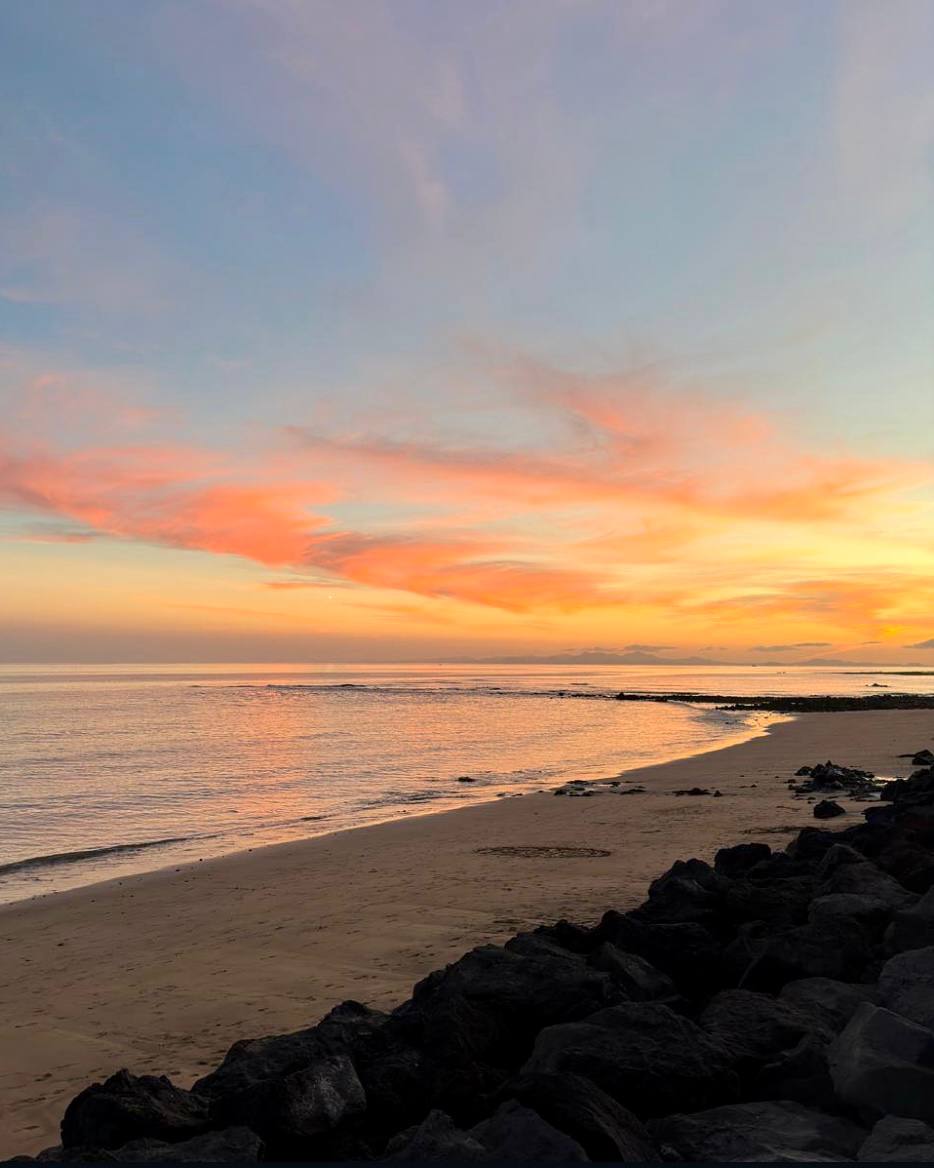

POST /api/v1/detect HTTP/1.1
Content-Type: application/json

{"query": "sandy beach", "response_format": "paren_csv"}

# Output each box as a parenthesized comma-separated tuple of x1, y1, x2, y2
(2, 708, 932, 1157)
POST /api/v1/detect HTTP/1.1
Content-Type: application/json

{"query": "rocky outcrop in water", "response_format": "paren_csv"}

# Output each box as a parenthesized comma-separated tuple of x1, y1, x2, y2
(25, 764, 934, 1162)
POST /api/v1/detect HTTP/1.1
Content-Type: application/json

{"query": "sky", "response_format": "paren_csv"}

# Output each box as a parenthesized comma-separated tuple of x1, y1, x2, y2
(1, 0, 932, 664)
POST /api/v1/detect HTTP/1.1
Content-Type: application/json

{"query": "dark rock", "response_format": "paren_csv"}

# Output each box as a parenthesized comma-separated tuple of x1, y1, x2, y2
(912, 750, 934, 767)
(61, 1071, 210, 1151)
(808, 892, 898, 936)
(386, 1110, 486, 1161)
(779, 977, 878, 1034)
(817, 843, 869, 879)
(648, 856, 726, 896)
(192, 1000, 383, 1105)
(786, 827, 839, 863)
(815, 799, 846, 819)
(522, 1002, 737, 1118)
(673, 786, 710, 796)
(857, 1115, 934, 1162)
(35, 1149, 117, 1163)
(650, 1100, 865, 1162)
(456, 775, 476, 783)
(829, 1003, 934, 1123)
(224, 1051, 366, 1145)
(634, 874, 723, 929)
(699, 988, 829, 1069)
(723, 874, 815, 930)
(714, 842, 771, 880)
(876, 838, 934, 895)
(820, 857, 915, 910)
(389, 942, 624, 1112)
(470, 1100, 588, 1161)
(590, 912, 723, 997)
(746, 852, 815, 881)
(889, 887, 934, 952)
(748, 1033, 836, 1109)
(497, 1071, 656, 1162)
(741, 916, 874, 991)
(878, 946, 934, 1030)
(586, 944, 675, 1000)
(112, 1127, 263, 1162)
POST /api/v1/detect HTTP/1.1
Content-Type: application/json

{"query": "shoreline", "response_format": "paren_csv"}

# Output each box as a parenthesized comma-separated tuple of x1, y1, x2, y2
(0, 701, 781, 909)
(2, 707, 932, 1155)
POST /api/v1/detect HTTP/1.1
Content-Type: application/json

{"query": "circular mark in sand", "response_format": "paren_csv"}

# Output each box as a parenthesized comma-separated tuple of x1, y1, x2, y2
(475, 845, 612, 859)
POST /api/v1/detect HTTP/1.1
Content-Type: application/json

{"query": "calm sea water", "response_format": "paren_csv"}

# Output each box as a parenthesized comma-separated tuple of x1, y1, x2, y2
(1, 663, 931, 904)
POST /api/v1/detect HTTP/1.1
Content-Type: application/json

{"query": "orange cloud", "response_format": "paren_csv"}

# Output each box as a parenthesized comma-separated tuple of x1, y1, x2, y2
(2, 352, 932, 631)
(0, 446, 332, 565)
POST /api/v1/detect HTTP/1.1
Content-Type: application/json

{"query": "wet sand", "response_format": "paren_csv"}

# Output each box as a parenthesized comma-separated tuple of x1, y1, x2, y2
(1, 708, 931, 1156)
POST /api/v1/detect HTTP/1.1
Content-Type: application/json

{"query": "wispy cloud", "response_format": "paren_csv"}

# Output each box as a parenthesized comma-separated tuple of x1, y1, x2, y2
(1, 347, 932, 632)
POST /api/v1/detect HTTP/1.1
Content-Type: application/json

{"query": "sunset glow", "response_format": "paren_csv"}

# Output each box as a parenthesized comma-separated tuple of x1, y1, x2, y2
(1, 1, 932, 663)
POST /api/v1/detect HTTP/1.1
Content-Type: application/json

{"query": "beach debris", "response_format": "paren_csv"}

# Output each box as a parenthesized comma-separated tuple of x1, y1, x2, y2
(814, 799, 846, 819)
(37, 749, 934, 1166)
(673, 786, 712, 796)
(791, 761, 881, 803)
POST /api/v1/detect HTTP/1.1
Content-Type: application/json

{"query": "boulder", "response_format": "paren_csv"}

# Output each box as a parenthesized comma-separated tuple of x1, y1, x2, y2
(497, 1071, 656, 1162)
(857, 1115, 934, 1162)
(714, 842, 771, 880)
(648, 857, 726, 896)
(723, 875, 815, 930)
(586, 944, 675, 1000)
(747, 1034, 836, 1109)
(192, 1001, 382, 1105)
(820, 859, 915, 911)
(470, 1101, 588, 1161)
(889, 887, 934, 953)
(786, 827, 839, 863)
(878, 947, 934, 1030)
(699, 988, 829, 1069)
(808, 892, 897, 935)
(61, 1071, 210, 1151)
(633, 874, 724, 929)
(815, 799, 846, 819)
(110, 1127, 263, 1162)
(386, 1110, 486, 1161)
(651, 1100, 865, 1163)
(829, 1003, 934, 1122)
(35, 1149, 117, 1162)
(394, 941, 621, 1062)
(522, 1002, 737, 1118)
(817, 844, 870, 880)
(912, 750, 934, 767)
(779, 977, 878, 1034)
(220, 1051, 366, 1145)
(741, 917, 873, 991)
(877, 839, 934, 895)
(590, 912, 723, 996)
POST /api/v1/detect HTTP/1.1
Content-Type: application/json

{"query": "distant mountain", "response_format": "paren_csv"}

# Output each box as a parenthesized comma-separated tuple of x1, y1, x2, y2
(442, 650, 920, 668)
(453, 650, 718, 666)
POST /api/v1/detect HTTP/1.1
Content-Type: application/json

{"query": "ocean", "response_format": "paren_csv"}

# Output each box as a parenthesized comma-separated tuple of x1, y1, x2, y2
(1, 663, 931, 904)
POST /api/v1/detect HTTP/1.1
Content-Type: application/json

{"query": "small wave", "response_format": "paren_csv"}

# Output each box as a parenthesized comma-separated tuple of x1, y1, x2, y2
(0, 834, 207, 878)
(264, 683, 617, 701)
